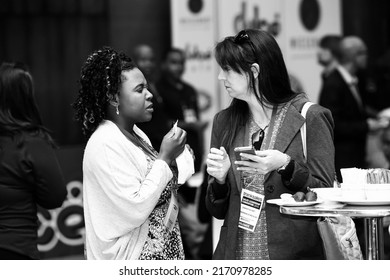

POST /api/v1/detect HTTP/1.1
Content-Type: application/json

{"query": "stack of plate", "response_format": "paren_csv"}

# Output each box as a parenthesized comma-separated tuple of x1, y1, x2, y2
(314, 185, 390, 206)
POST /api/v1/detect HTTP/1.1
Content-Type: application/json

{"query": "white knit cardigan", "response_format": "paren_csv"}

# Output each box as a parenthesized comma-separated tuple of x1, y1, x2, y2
(83, 120, 173, 259)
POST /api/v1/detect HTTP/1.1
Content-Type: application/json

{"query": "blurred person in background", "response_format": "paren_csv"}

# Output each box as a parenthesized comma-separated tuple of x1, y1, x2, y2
(156, 47, 209, 259)
(132, 44, 172, 151)
(374, 50, 390, 109)
(364, 50, 390, 169)
(317, 34, 342, 81)
(319, 36, 389, 182)
(157, 47, 208, 173)
(73, 46, 187, 260)
(0, 62, 67, 259)
(319, 37, 389, 257)
(206, 29, 335, 260)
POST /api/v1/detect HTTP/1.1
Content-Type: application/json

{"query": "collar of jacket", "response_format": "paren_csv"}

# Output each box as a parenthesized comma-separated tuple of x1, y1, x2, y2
(228, 99, 307, 192)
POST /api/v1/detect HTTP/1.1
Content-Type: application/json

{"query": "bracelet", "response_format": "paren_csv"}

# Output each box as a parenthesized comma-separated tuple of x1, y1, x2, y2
(277, 154, 291, 173)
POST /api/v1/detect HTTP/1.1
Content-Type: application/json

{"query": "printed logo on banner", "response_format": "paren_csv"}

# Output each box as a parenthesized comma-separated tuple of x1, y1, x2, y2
(233, 2, 281, 36)
(174, 0, 213, 69)
(290, 0, 323, 50)
(299, 0, 321, 31)
(185, 45, 211, 61)
(37, 181, 85, 255)
(188, 0, 203, 14)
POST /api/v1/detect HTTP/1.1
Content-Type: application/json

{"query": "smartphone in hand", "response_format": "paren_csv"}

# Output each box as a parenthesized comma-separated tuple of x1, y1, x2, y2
(234, 146, 256, 160)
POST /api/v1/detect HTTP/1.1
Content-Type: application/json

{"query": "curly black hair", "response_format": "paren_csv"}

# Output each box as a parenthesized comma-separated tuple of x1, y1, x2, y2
(73, 46, 136, 138)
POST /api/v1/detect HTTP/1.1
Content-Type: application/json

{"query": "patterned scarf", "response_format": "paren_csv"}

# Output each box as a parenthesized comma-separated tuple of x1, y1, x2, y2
(235, 102, 290, 260)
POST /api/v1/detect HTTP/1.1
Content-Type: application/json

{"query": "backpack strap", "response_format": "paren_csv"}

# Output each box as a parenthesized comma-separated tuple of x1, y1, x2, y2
(300, 102, 314, 160)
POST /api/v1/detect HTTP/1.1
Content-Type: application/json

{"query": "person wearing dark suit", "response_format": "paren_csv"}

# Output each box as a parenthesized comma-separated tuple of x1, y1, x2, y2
(319, 36, 388, 182)
(319, 37, 389, 258)
(206, 29, 335, 260)
(317, 34, 342, 81)
(156, 48, 208, 173)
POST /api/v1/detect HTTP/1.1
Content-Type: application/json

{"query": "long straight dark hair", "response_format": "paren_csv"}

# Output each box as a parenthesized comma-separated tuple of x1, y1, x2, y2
(215, 29, 298, 150)
(0, 62, 53, 145)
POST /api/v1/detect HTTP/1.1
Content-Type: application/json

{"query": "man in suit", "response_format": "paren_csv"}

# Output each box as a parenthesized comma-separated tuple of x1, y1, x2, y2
(317, 34, 342, 81)
(319, 36, 388, 182)
(319, 36, 389, 259)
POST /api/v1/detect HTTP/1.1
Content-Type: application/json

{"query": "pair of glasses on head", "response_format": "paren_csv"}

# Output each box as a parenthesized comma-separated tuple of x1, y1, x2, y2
(233, 30, 257, 56)
(251, 126, 268, 150)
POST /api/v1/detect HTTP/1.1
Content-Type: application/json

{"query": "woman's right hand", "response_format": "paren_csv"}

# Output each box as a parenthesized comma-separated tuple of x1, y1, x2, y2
(158, 127, 187, 165)
(206, 147, 231, 184)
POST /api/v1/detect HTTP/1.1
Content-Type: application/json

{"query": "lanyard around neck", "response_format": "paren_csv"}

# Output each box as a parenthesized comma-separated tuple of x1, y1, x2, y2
(119, 127, 157, 160)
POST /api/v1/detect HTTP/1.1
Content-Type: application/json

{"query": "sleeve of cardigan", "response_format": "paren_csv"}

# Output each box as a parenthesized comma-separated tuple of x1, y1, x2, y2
(83, 140, 173, 240)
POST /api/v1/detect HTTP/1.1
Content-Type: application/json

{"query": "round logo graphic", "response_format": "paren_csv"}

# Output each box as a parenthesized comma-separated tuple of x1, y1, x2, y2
(188, 0, 203, 14)
(299, 0, 321, 31)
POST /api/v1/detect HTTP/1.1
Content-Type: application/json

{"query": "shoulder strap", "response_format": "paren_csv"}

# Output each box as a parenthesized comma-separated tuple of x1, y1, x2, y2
(300, 102, 339, 187)
(300, 102, 314, 160)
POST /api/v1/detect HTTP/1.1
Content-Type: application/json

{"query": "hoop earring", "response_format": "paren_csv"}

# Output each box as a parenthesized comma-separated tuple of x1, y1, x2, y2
(116, 104, 119, 115)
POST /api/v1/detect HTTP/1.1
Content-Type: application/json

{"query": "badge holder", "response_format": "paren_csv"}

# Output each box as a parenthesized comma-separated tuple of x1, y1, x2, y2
(238, 189, 264, 232)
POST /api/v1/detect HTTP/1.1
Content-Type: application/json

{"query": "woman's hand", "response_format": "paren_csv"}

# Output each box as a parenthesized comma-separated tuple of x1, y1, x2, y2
(235, 149, 289, 174)
(206, 147, 231, 184)
(158, 127, 187, 165)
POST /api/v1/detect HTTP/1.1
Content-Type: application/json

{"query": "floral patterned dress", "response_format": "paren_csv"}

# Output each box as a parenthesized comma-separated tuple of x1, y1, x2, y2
(138, 148, 184, 260)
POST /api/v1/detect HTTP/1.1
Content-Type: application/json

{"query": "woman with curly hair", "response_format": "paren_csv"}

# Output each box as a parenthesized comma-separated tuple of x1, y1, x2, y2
(0, 62, 67, 259)
(73, 46, 187, 260)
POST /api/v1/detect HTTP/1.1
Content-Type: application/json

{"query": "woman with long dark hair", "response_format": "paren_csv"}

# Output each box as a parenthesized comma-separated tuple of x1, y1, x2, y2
(206, 29, 335, 259)
(0, 62, 67, 259)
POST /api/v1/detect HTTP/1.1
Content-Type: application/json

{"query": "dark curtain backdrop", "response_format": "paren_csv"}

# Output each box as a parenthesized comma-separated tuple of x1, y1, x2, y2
(0, 0, 109, 145)
(0, 0, 172, 146)
(109, 0, 171, 70)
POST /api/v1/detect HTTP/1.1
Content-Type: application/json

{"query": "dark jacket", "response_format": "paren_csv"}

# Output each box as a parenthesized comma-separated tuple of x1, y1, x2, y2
(0, 133, 67, 259)
(319, 69, 368, 180)
(206, 95, 335, 260)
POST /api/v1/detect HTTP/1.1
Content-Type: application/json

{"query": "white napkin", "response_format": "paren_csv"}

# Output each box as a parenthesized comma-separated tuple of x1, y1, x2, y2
(172, 119, 195, 184)
(176, 145, 195, 185)
(340, 167, 367, 188)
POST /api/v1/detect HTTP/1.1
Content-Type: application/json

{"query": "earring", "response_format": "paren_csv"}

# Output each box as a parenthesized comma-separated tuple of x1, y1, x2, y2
(116, 104, 119, 115)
